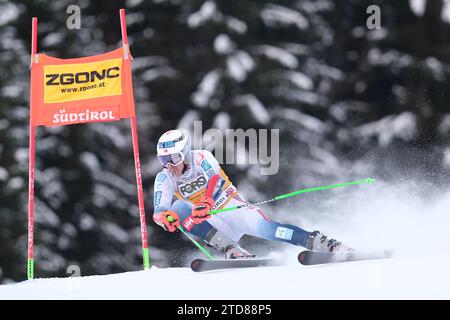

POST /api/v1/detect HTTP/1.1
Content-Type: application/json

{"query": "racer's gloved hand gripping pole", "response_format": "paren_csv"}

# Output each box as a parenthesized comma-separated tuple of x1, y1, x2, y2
(167, 174, 221, 260)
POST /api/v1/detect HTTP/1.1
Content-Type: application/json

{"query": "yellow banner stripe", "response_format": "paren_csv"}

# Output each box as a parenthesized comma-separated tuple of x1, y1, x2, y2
(43, 58, 122, 103)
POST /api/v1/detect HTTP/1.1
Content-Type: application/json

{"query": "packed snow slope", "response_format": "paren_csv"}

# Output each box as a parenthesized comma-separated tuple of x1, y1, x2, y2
(0, 255, 449, 299)
(1, 180, 450, 299)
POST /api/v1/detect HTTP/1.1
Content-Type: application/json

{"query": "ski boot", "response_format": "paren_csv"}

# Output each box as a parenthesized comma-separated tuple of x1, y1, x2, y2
(224, 244, 256, 259)
(306, 230, 351, 253)
(204, 229, 256, 259)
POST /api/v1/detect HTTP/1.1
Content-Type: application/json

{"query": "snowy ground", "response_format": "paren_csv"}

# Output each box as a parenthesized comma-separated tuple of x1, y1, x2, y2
(0, 253, 449, 299)
(1, 181, 449, 299)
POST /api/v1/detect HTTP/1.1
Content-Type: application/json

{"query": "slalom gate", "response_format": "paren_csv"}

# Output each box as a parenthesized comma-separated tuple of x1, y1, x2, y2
(27, 9, 149, 280)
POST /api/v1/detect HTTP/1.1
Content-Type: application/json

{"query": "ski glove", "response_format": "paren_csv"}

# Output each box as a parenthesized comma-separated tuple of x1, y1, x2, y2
(154, 210, 180, 232)
(192, 196, 215, 224)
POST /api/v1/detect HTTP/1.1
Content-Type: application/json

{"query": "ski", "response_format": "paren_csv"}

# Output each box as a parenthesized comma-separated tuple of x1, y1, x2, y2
(191, 258, 279, 272)
(298, 249, 393, 266)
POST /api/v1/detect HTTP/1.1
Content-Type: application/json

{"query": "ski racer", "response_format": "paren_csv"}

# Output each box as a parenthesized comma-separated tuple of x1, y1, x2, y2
(152, 129, 349, 259)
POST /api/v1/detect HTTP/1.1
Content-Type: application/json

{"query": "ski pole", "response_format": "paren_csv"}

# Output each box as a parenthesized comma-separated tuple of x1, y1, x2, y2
(167, 216, 214, 260)
(210, 177, 376, 215)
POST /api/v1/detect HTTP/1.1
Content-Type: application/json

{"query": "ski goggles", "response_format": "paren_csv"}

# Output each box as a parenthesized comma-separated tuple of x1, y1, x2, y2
(158, 152, 184, 167)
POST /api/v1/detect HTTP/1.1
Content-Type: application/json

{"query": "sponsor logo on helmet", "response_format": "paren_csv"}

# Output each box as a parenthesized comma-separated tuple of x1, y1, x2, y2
(179, 176, 207, 196)
(158, 141, 175, 149)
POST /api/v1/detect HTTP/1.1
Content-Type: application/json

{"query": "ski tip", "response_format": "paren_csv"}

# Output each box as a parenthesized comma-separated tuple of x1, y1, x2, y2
(190, 259, 204, 272)
(298, 251, 307, 264)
